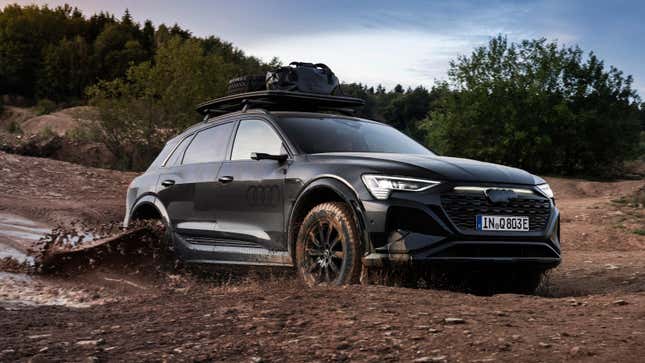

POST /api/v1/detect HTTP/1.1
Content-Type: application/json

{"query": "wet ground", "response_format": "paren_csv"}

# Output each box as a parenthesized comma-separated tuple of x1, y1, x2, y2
(0, 212, 47, 264)
(0, 151, 643, 361)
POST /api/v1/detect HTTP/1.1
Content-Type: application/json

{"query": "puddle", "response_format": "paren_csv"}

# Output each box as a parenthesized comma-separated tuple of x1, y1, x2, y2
(0, 272, 99, 309)
(0, 244, 34, 265)
(0, 212, 49, 265)
(0, 214, 50, 236)
(0, 212, 51, 244)
(0, 215, 159, 309)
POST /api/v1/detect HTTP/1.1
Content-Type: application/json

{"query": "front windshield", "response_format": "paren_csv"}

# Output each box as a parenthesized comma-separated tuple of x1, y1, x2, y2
(275, 116, 434, 155)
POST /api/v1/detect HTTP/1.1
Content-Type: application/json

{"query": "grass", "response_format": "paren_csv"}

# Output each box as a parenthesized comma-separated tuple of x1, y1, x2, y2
(38, 126, 57, 138)
(67, 125, 101, 143)
(35, 99, 57, 115)
(7, 120, 22, 134)
(633, 229, 645, 236)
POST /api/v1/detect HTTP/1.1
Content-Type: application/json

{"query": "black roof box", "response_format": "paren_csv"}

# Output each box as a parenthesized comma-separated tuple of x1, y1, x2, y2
(196, 90, 365, 116)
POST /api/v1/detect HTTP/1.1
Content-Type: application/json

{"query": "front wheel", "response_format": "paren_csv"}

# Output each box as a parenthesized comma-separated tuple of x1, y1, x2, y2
(295, 202, 362, 286)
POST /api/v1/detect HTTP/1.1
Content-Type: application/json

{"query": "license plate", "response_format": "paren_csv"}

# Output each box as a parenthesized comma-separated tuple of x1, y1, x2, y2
(476, 215, 529, 231)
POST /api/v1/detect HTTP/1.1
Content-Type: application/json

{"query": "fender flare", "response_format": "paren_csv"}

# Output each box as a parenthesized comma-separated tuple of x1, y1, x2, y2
(125, 194, 171, 228)
(286, 176, 370, 258)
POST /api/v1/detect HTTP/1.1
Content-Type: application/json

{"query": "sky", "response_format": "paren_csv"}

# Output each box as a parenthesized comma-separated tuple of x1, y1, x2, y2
(3, 0, 645, 95)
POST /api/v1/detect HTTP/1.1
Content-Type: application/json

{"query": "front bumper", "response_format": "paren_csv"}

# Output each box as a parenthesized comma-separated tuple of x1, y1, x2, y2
(359, 182, 561, 269)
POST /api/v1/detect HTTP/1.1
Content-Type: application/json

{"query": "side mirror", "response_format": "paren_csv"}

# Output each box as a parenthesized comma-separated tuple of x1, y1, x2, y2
(250, 152, 288, 162)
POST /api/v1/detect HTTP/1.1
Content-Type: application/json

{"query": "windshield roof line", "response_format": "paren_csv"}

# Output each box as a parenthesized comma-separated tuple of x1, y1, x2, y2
(275, 115, 434, 155)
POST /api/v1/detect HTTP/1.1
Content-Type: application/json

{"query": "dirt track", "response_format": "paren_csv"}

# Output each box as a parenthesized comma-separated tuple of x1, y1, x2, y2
(0, 151, 644, 362)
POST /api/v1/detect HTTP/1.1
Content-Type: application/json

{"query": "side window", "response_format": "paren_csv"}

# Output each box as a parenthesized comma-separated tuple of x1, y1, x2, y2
(231, 120, 283, 160)
(147, 137, 179, 170)
(182, 122, 234, 165)
(164, 134, 193, 167)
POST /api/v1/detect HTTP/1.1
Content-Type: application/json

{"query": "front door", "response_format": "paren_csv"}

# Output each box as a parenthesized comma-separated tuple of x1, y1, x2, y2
(210, 119, 288, 251)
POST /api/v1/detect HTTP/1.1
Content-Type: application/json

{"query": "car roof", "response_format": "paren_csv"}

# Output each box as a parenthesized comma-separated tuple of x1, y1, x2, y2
(167, 109, 386, 147)
(196, 90, 365, 116)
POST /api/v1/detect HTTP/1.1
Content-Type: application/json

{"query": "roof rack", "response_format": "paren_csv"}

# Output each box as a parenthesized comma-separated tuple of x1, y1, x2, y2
(196, 90, 365, 116)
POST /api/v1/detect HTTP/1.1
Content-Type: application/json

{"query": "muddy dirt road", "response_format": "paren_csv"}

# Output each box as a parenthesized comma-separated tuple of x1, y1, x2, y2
(0, 151, 643, 362)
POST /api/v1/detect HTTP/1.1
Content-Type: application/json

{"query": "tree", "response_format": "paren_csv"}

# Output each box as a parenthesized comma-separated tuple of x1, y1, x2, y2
(92, 22, 148, 81)
(0, 4, 151, 101)
(141, 20, 155, 56)
(38, 36, 91, 101)
(0, 4, 75, 96)
(423, 35, 641, 176)
(88, 37, 237, 169)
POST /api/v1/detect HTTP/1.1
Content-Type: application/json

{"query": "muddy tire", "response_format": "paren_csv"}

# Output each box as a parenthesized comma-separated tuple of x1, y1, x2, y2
(226, 75, 266, 95)
(295, 202, 362, 286)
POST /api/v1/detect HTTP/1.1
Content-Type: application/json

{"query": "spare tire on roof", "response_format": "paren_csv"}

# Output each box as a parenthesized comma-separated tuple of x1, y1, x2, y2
(226, 74, 266, 95)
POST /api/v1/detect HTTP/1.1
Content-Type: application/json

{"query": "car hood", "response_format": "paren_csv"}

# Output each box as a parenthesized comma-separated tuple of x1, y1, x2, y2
(312, 153, 543, 185)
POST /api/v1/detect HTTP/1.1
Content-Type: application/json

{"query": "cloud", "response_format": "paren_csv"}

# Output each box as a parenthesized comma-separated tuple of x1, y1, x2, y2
(244, 29, 486, 89)
(236, 0, 587, 90)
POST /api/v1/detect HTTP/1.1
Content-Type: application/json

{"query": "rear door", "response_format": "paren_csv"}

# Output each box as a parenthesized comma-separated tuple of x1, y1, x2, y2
(157, 121, 235, 237)
(208, 118, 288, 251)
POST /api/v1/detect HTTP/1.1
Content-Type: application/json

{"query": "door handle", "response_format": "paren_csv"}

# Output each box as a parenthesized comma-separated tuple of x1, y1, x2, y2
(161, 179, 175, 187)
(218, 176, 234, 183)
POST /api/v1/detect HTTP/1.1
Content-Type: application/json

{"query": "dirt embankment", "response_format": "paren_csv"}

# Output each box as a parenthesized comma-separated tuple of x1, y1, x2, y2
(0, 106, 116, 168)
(0, 152, 643, 362)
(0, 151, 136, 225)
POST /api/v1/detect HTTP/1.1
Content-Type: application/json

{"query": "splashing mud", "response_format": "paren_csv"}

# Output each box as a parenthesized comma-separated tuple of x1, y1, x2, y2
(30, 220, 174, 273)
(0, 216, 184, 308)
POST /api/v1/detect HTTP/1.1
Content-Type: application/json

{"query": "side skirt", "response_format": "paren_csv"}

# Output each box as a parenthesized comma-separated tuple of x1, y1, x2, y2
(174, 233, 293, 267)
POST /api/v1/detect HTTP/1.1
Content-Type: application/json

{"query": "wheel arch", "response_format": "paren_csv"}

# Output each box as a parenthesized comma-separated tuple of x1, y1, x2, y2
(125, 194, 171, 228)
(287, 176, 369, 260)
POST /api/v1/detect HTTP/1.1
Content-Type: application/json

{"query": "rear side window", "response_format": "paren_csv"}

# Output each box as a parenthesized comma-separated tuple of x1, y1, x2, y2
(147, 137, 180, 170)
(231, 120, 283, 160)
(183, 122, 233, 165)
(164, 135, 193, 167)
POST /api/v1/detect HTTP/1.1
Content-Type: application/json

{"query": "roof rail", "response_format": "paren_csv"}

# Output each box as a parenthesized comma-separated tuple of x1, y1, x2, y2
(196, 90, 365, 116)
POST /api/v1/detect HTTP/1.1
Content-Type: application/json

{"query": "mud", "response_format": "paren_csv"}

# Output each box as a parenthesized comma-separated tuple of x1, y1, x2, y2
(0, 151, 643, 362)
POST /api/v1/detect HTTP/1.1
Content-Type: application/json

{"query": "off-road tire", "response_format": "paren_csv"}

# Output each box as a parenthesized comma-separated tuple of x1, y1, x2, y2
(295, 202, 362, 286)
(226, 74, 266, 95)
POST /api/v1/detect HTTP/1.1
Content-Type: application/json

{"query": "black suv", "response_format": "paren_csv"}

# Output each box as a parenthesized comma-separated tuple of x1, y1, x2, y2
(124, 91, 560, 290)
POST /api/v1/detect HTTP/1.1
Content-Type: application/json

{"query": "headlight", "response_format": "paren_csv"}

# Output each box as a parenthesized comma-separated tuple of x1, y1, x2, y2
(537, 183, 554, 199)
(362, 174, 440, 200)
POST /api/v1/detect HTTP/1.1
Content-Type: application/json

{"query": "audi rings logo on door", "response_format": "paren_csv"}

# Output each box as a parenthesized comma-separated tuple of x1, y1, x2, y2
(246, 185, 280, 207)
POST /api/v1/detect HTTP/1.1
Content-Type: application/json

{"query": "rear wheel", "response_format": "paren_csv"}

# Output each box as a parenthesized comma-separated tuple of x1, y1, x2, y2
(295, 202, 362, 286)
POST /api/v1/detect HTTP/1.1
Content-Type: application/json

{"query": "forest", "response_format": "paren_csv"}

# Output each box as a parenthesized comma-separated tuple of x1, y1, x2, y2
(1, 4, 643, 174)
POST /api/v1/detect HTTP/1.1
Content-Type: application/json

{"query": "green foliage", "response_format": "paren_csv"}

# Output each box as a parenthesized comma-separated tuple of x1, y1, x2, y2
(7, 121, 21, 134)
(0, 4, 270, 103)
(35, 98, 57, 115)
(0, 4, 93, 98)
(0, 4, 160, 101)
(423, 36, 642, 176)
(67, 125, 100, 143)
(39, 125, 57, 138)
(87, 37, 261, 170)
(340, 83, 446, 142)
(92, 22, 149, 81)
(37, 36, 92, 101)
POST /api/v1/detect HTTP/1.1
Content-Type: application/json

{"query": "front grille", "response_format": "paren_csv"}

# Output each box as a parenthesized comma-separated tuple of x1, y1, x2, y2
(441, 191, 551, 232)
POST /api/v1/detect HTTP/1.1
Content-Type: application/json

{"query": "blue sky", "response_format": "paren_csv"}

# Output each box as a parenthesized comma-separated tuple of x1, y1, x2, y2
(5, 0, 645, 96)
